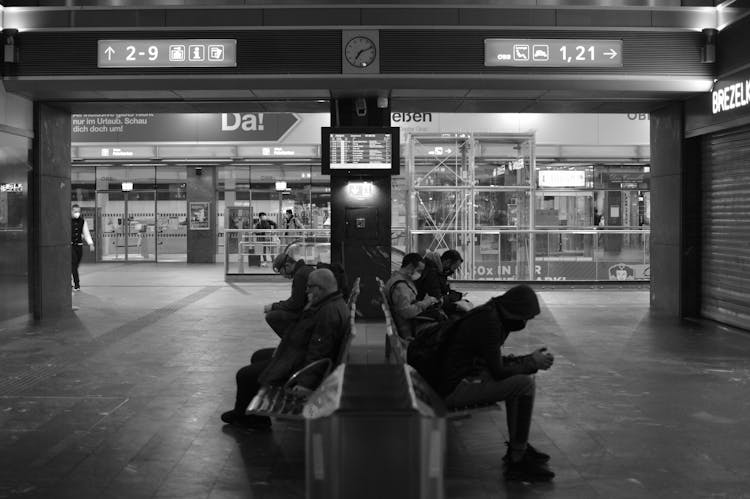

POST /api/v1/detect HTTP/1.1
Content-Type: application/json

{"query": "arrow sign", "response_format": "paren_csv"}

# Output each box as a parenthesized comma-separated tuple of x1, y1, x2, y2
(604, 48, 618, 59)
(104, 46, 115, 60)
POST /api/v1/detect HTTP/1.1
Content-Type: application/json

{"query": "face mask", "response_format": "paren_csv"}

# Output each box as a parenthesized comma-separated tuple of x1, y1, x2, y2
(72, 213, 81, 219)
(411, 272, 422, 281)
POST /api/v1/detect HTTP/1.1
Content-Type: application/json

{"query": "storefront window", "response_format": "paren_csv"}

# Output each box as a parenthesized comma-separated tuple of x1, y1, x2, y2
(406, 132, 650, 282)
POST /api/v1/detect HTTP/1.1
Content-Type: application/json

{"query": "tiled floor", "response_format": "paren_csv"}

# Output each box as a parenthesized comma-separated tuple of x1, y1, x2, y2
(1, 263, 749, 498)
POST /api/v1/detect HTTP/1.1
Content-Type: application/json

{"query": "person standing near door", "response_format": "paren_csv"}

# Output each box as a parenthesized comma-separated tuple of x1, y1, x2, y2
(71, 204, 94, 291)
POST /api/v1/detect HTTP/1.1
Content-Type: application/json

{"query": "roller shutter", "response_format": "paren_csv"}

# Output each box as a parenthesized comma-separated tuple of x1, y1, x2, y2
(701, 125, 750, 330)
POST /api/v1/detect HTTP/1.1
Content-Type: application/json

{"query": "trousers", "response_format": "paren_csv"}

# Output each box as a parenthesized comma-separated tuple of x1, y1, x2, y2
(71, 244, 83, 288)
(233, 348, 276, 414)
(444, 371, 536, 445)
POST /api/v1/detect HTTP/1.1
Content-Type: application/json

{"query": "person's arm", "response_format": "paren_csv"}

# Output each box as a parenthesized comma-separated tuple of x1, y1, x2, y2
(480, 321, 539, 380)
(82, 220, 95, 248)
(391, 282, 436, 320)
(272, 268, 309, 312)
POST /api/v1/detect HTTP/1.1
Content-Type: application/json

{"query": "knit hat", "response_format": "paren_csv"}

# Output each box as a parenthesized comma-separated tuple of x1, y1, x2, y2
(494, 284, 540, 320)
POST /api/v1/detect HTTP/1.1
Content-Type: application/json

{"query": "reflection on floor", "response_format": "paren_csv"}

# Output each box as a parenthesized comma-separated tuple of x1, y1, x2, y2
(0, 263, 748, 498)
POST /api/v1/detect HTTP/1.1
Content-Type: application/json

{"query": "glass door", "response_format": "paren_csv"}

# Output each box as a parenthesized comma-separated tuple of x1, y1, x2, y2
(96, 190, 156, 262)
(156, 167, 188, 262)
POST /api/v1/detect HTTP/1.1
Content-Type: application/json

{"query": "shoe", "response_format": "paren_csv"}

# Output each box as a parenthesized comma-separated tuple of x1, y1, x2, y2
(221, 410, 271, 432)
(504, 455, 555, 482)
(503, 442, 550, 464)
(73, 286, 81, 291)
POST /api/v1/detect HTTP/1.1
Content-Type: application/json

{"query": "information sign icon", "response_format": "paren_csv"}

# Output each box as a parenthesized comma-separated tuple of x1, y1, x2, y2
(188, 45, 205, 62)
(513, 45, 529, 61)
(208, 45, 225, 61)
(532, 45, 549, 61)
(169, 45, 185, 62)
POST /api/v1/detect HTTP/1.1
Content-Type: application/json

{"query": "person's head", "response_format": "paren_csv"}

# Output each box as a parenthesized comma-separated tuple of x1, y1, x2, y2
(494, 284, 540, 332)
(285, 209, 293, 219)
(72, 204, 81, 219)
(401, 253, 425, 281)
(440, 249, 464, 276)
(258, 212, 267, 221)
(272, 253, 297, 279)
(306, 268, 338, 304)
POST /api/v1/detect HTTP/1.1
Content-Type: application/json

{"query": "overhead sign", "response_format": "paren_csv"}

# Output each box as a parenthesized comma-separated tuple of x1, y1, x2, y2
(485, 39, 622, 67)
(712, 79, 750, 115)
(71, 113, 300, 143)
(98, 39, 237, 68)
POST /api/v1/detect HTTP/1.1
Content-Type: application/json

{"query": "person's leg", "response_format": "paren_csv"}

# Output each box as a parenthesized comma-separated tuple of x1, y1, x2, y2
(443, 374, 553, 481)
(250, 347, 276, 364)
(72, 245, 82, 289)
(222, 358, 273, 429)
(265, 309, 298, 338)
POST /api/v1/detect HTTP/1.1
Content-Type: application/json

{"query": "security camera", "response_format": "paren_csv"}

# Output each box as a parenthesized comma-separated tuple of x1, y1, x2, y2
(355, 97, 367, 117)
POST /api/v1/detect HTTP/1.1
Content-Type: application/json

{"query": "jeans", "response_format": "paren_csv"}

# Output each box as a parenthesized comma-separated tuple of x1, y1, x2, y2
(444, 371, 536, 446)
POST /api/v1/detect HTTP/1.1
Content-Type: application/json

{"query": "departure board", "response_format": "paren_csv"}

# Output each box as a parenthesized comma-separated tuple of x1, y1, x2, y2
(329, 132, 392, 170)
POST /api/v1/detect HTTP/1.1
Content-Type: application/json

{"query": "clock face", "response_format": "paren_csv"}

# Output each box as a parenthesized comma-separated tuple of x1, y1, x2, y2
(345, 36, 377, 68)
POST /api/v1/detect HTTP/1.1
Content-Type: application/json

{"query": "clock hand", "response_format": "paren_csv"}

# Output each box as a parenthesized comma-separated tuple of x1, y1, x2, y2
(356, 47, 374, 59)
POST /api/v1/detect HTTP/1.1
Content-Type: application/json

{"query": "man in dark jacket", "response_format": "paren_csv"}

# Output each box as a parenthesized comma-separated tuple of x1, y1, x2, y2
(264, 253, 314, 337)
(221, 269, 348, 431)
(415, 249, 469, 317)
(435, 284, 556, 482)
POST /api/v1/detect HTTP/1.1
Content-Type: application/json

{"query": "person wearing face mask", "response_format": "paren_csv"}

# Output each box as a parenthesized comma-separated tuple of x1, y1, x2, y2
(71, 204, 94, 291)
(383, 252, 440, 340)
(428, 284, 556, 482)
(264, 252, 314, 337)
(415, 249, 472, 318)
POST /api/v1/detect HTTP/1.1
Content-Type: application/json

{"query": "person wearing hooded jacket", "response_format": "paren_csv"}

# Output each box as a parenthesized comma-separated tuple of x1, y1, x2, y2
(415, 249, 469, 317)
(264, 253, 314, 337)
(434, 284, 556, 482)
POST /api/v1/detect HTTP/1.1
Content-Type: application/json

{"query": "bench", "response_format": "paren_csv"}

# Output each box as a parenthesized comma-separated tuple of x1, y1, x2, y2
(245, 277, 360, 420)
(375, 276, 501, 420)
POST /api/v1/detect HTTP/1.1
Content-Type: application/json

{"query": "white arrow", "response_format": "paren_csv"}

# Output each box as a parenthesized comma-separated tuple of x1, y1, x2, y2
(104, 46, 115, 60)
(604, 48, 618, 60)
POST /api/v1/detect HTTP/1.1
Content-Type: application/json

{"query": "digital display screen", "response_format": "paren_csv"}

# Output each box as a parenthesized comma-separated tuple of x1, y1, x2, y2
(329, 133, 392, 170)
(321, 127, 399, 175)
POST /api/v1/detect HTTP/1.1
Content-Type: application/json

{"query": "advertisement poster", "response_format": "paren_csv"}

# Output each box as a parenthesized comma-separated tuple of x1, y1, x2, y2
(189, 202, 210, 230)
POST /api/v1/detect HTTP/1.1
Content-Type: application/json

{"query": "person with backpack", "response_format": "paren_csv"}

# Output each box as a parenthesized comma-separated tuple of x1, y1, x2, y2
(383, 253, 440, 340)
(264, 252, 315, 337)
(409, 284, 556, 482)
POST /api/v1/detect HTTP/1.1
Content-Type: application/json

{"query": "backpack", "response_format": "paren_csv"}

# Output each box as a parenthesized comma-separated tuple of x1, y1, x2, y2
(406, 319, 455, 387)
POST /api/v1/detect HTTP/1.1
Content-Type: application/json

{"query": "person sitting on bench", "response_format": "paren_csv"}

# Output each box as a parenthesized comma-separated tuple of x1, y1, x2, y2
(264, 252, 314, 337)
(221, 268, 349, 431)
(433, 284, 556, 482)
(384, 253, 440, 340)
(415, 249, 472, 319)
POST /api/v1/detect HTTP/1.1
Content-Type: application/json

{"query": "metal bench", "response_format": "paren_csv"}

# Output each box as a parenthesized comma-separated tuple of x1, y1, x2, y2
(245, 277, 360, 420)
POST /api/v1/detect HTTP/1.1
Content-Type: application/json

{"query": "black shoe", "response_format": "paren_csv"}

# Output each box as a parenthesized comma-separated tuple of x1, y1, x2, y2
(221, 410, 271, 432)
(503, 442, 551, 464)
(504, 455, 555, 482)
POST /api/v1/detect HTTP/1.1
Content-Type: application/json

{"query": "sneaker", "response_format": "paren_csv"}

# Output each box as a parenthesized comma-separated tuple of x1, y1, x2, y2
(503, 442, 550, 464)
(221, 410, 271, 432)
(504, 455, 555, 482)
(73, 286, 81, 291)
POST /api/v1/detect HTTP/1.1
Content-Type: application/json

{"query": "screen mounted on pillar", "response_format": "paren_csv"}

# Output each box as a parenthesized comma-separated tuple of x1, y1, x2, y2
(321, 127, 400, 175)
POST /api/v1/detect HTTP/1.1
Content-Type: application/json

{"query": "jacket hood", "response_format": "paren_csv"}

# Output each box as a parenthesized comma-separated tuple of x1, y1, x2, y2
(424, 251, 443, 273)
(493, 285, 540, 320)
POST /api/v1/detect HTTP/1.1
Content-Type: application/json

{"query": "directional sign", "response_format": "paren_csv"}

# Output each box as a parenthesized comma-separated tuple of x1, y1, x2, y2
(98, 40, 236, 68)
(485, 39, 622, 68)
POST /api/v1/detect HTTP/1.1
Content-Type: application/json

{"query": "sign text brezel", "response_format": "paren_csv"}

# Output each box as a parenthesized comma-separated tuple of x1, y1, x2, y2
(712, 79, 750, 114)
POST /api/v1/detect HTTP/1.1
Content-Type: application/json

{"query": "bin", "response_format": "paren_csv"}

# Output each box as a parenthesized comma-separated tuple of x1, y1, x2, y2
(304, 364, 446, 499)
